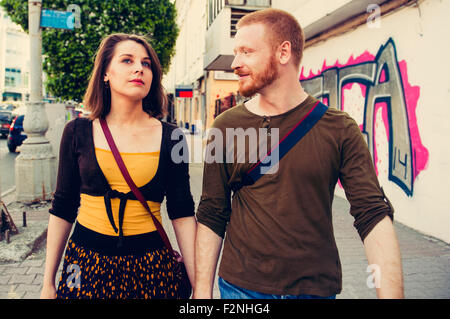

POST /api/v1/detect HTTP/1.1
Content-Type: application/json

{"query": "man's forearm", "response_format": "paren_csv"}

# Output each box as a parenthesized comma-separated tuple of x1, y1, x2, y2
(172, 217, 197, 289)
(363, 215, 404, 298)
(193, 223, 223, 299)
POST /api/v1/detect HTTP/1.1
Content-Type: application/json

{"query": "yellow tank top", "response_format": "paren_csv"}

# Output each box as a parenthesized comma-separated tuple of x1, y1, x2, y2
(77, 148, 161, 236)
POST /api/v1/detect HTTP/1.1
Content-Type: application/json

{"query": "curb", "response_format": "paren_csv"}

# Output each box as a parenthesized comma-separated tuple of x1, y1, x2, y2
(0, 221, 48, 264)
(1, 186, 16, 206)
(24, 228, 48, 260)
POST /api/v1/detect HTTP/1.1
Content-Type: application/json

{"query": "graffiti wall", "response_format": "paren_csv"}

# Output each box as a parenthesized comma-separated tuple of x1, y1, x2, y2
(301, 38, 428, 197)
(298, 0, 450, 243)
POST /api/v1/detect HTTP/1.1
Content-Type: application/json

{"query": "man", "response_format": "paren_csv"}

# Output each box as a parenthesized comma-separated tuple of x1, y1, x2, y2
(194, 8, 403, 299)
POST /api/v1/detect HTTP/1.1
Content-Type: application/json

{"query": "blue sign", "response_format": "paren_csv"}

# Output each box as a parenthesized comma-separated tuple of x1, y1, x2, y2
(40, 10, 74, 30)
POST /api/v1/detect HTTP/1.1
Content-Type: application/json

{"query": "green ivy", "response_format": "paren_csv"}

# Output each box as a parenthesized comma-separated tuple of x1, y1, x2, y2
(0, 0, 179, 102)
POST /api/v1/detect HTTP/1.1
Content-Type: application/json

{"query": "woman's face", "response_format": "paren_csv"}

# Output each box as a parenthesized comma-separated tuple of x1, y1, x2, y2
(104, 40, 153, 103)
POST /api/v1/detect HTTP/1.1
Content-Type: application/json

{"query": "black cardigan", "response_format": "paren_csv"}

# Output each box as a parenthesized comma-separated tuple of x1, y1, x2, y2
(49, 117, 195, 226)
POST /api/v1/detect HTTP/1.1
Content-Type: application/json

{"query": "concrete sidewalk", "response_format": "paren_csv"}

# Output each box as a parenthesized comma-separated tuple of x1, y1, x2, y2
(0, 190, 50, 299)
(0, 162, 449, 299)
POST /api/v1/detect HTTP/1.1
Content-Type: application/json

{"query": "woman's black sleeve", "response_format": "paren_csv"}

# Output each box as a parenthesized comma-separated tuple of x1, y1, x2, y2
(48, 119, 81, 223)
(165, 126, 195, 220)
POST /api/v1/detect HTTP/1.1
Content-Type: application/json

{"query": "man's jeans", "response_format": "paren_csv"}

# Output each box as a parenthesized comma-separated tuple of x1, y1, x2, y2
(219, 277, 336, 299)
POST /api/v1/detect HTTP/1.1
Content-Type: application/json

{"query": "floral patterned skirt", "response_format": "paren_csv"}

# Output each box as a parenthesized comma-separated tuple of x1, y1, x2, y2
(56, 222, 180, 299)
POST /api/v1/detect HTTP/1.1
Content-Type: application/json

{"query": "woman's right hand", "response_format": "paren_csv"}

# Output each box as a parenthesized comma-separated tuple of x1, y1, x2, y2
(40, 284, 57, 299)
(40, 214, 74, 300)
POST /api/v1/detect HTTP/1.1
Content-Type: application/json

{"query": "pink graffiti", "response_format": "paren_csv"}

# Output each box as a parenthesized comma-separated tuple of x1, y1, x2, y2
(398, 61, 429, 179)
(300, 52, 375, 80)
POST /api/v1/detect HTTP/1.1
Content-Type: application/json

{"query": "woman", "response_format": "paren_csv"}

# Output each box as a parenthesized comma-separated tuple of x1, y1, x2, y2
(40, 33, 197, 299)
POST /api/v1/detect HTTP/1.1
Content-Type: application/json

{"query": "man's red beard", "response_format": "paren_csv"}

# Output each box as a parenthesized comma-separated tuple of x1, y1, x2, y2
(235, 56, 278, 97)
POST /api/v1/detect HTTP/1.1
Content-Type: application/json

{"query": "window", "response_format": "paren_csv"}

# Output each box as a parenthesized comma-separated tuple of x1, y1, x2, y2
(227, 0, 245, 4)
(4, 68, 21, 87)
(246, 0, 271, 6)
(226, 0, 270, 6)
(208, 0, 225, 27)
(209, 0, 214, 25)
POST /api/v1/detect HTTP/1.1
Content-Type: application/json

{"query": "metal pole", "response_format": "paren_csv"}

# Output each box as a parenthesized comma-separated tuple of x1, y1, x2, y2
(15, 0, 56, 202)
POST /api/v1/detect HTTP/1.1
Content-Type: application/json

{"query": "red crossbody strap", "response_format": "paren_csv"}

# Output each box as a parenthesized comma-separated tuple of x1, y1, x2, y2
(99, 118, 176, 256)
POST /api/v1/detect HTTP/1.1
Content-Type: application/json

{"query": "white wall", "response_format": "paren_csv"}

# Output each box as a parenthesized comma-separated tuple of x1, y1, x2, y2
(44, 103, 73, 159)
(293, 0, 450, 242)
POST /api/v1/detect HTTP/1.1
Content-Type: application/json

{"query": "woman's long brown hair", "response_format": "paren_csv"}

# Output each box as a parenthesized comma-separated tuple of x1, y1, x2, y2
(83, 33, 168, 120)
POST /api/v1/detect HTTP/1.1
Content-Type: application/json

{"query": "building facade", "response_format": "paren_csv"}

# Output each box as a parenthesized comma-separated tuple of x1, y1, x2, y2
(163, 0, 270, 134)
(163, 0, 206, 132)
(0, 7, 30, 103)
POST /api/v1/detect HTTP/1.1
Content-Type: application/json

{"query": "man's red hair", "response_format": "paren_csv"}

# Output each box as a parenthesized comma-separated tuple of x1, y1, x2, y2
(237, 8, 305, 68)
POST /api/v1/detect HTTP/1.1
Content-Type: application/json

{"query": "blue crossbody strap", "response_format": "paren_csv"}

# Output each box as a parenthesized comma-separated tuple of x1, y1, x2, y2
(231, 101, 328, 192)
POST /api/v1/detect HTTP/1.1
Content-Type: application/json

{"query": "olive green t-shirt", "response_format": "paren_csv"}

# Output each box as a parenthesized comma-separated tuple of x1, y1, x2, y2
(196, 95, 393, 296)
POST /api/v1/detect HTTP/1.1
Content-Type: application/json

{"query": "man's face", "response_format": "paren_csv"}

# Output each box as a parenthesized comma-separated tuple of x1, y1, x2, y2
(231, 23, 279, 97)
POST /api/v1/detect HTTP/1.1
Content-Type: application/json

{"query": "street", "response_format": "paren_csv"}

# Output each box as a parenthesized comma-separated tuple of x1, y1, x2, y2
(0, 137, 18, 195)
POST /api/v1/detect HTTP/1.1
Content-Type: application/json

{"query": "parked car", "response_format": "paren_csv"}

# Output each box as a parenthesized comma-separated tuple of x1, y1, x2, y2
(0, 104, 14, 111)
(74, 107, 90, 118)
(0, 110, 13, 137)
(7, 115, 26, 152)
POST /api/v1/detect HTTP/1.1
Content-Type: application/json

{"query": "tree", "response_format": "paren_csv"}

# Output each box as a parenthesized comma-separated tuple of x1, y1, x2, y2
(0, 0, 179, 102)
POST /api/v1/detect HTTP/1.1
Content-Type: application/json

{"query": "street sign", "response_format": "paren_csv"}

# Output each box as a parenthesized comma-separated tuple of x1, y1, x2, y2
(40, 9, 74, 30)
(175, 86, 193, 98)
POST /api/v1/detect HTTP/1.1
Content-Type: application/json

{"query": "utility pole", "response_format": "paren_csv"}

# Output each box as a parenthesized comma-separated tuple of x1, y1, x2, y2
(15, 0, 56, 202)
